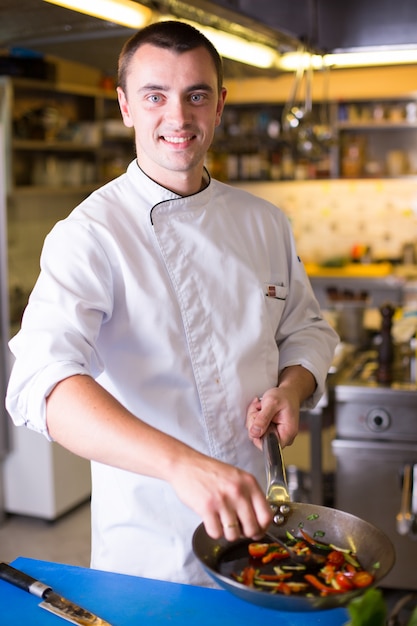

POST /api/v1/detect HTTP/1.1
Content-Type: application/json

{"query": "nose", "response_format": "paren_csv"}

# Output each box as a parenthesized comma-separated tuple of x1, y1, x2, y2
(165, 96, 191, 126)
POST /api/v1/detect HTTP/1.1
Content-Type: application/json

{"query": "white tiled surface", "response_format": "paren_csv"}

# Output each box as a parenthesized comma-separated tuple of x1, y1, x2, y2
(237, 179, 417, 263)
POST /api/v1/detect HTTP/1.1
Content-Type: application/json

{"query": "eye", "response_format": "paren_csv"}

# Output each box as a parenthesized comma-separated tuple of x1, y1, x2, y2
(147, 94, 161, 103)
(190, 93, 205, 103)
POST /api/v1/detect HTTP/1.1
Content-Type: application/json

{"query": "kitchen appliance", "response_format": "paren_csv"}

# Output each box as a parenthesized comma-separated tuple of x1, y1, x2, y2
(193, 428, 395, 612)
(331, 349, 417, 590)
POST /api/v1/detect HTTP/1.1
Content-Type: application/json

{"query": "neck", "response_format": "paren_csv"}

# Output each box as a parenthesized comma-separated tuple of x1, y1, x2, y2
(137, 161, 209, 196)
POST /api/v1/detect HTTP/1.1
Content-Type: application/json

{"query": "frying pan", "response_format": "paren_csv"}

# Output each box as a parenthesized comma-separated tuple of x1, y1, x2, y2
(192, 429, 395, 612)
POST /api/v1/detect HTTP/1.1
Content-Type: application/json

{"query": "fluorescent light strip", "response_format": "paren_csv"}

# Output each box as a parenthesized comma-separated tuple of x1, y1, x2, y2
(43, 0, 153, 29)
(184, 22, 278, 68)
(41, 1, 417, 71)
(326, 48, 417, 68)
(42, 1, 279, 69)
(279, 48, 417, 71)
(158, 16, 278, 69)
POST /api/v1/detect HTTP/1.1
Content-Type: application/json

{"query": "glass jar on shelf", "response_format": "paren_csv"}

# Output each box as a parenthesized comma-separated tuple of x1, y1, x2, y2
(341, 135, 366, 178)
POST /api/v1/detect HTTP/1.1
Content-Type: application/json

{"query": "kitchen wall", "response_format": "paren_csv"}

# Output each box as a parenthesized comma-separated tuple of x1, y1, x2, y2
(236, 178, 417, 264)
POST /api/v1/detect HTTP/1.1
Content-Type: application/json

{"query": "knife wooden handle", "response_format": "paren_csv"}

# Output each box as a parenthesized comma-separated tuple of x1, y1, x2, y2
(0, 562, 51, 598)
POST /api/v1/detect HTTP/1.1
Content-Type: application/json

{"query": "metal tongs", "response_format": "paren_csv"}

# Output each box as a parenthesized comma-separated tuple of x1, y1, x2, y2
(262, 426, 291, 525)
(262, 427, 315, 565)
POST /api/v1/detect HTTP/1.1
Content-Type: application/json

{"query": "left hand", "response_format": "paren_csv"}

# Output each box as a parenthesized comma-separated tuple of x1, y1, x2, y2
(245, 388, 300, 450)
(245, 365, 316, 449)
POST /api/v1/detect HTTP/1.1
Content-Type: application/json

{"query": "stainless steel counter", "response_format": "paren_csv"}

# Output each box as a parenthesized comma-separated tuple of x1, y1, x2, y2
(310, 275, 404, 310)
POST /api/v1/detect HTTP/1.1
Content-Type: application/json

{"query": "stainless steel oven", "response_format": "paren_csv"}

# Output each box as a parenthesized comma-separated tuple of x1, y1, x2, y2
(331, 350, 417, 590)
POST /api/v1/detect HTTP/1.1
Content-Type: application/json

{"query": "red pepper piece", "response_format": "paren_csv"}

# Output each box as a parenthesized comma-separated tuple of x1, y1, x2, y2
(241, 566, 256, 587)
(261, 548, 289, 563)
(304, 574, 340, 595)
(257, 573, 292, 581)
(275, 582, 291, 595)
(299, 529, 329, 550)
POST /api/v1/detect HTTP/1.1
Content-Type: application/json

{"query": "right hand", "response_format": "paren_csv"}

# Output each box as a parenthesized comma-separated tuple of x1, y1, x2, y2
(171, 453, 273, 542)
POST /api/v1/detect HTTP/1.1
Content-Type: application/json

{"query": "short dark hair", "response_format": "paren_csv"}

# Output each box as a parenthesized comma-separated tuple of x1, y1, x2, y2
(118, 20, 224, 94)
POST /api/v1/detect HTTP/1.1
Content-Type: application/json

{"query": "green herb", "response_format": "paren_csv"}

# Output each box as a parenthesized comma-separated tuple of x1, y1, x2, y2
(307, 514, 319, 521)
(346, 588, 387, 626)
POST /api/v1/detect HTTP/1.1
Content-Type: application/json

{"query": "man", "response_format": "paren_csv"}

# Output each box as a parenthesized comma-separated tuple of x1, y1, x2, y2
(5, 21, 338, 585)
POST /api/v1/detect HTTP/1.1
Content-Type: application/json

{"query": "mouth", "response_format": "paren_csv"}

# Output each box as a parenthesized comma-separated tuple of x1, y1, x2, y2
(161, 134, 195, 145)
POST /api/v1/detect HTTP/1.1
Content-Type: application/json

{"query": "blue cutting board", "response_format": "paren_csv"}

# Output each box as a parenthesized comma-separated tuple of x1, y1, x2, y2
(0, 557, 349, 626)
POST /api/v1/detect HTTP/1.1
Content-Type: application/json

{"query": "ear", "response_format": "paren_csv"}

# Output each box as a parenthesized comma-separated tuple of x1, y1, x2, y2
(117, 87, 134, 128)
(215, 87, 227, 128)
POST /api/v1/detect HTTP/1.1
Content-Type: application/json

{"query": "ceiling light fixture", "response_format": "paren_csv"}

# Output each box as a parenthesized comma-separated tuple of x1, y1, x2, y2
(326, 47, 417, 68)
(42, 0, 153, 29)
(42, 0, 280, 69)
(158, 17, 279, 69)
(279, 46, 417, 71)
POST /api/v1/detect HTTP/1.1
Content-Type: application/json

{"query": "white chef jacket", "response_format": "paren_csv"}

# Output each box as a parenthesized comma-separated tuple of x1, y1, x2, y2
(6, 160, 338, 585)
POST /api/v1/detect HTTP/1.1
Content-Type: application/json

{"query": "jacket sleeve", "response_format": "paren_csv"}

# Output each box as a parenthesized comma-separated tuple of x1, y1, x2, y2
(275, 218, 339, 409)
(5, 219, 112, 438)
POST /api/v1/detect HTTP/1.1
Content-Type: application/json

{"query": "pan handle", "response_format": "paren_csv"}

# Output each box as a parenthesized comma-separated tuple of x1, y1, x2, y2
(262, 426, 291, 524)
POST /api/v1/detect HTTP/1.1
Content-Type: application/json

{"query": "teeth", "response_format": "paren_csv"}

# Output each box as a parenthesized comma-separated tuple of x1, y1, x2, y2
(163, 136, 191, 143)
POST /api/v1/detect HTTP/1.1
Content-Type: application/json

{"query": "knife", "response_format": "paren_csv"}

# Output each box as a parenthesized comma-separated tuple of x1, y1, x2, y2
(0, 562, 112, 625)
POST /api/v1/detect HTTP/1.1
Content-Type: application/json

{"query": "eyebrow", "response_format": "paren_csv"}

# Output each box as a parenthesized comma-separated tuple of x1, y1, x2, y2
(139, 82, 215, 93)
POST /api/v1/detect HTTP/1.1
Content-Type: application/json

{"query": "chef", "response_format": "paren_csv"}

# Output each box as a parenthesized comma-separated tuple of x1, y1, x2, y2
(5, 21, 339, 585)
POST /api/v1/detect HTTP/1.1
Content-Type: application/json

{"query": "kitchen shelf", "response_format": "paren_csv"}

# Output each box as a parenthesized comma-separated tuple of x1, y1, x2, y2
(337, 121, 417, 131)
(335, 99, 417, 178)
(207, 97, 417, 182)
(13, 139, 99, 151)
(1, 75, 134, 194)
(208, 101, 333, 182)
(11, 183, 99, 197)
(305, 262, 393, 278)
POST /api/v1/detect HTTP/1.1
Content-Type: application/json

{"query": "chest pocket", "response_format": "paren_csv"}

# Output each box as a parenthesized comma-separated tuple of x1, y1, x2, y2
(263, 282, 288, 335)
(264, 283, 288, 301)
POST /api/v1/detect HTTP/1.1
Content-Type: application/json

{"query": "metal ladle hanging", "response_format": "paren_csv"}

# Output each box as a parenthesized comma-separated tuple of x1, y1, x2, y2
(282, 52, 330, 159)
(312, 60, 334, 147)
(281, 50, 320, 158)
(281, 47, 307, 136)
(294, 55, 319, 157)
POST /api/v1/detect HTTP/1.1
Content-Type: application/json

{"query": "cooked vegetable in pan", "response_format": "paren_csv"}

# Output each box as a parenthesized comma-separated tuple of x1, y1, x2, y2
(229, 528, 376, 597)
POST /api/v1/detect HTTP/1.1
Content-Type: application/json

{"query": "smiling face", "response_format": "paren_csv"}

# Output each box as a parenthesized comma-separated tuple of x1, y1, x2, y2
(117, 43, 227, 196)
